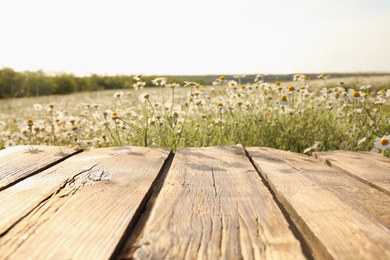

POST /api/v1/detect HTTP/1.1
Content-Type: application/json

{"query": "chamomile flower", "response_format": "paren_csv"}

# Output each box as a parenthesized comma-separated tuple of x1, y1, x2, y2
(303, 141, 322, 153)
(216, 102, 227, 111)
(374, 135, 390, 150)
(71, 125, 82, 133)
(348, 91, 364, 100)
(337, 81, 348, 86)
(280, 95, 289, 105)
(228, 80, 238, 88)
(300, 76, 309, 83)
(138, 92, 153, 103)
(27, 119, 34, 127)
(286, 85, 299, 94)
(184, 81, 198, 87)
(293, 73, 302, 81)
(360, 85, 372, 90)
(33, 104, 43, 111)
(214, 76, 228, 84)
(151, 77, 167, 86)
(113, 92, 124, 98)
(317, 73, 329, 79)
(133, 74, 145, 81)
(165, 83, 180, 89)
(111, 112, 119, 120)
(136, 81, 147, 90)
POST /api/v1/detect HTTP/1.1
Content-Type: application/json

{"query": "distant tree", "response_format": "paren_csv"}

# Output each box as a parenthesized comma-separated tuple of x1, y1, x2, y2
(53, 74, 77, 94)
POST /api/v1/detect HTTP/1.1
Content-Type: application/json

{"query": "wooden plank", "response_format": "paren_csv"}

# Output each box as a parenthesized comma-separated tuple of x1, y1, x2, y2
(314, 150, 390, 195)
(0, 145, 81, 190)
(0, 146, 171, 260)
(122, 145, 306, 260)
(247, 147, 390, 260)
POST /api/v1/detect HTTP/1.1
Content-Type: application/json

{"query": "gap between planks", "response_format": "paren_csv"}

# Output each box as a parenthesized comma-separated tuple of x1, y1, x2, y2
(118, 145, 308, 260)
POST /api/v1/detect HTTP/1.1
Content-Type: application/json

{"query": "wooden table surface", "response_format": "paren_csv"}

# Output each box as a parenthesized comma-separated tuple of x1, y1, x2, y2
(0, 145, 389, 260)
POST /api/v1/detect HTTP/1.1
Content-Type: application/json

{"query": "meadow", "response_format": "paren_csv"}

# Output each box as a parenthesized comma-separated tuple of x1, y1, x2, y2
(1, 74, 390, 156)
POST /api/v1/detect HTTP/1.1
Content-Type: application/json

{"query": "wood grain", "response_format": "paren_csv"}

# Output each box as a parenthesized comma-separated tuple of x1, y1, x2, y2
(0, 145, 80, 190)
(314, 150, 390, 195)
(247, 147, 390, 260)
(0, 146, 171, 260)
(124, 145, 306, 260)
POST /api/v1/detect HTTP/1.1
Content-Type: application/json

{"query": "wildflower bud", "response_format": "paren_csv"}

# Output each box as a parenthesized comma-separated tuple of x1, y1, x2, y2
(27, 119, 34, 127)
(352, 92, 360, 98)
(112, 112, 119, 120)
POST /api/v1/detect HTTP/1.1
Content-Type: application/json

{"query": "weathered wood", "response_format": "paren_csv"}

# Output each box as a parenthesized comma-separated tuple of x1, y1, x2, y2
(247, 147, 390, 260)
(0, 145, 80, 190)
(123, 145, 306, 260)
(0, 146, 171, 260)
(314, 150, 390, 195)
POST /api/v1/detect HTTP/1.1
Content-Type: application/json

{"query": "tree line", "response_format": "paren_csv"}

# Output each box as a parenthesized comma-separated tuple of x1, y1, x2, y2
(0, 68, 210, 99)
(1, 67, 389, 99)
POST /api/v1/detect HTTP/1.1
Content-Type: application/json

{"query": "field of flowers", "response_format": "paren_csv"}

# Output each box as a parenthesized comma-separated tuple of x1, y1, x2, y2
(1, 74, 390, 155)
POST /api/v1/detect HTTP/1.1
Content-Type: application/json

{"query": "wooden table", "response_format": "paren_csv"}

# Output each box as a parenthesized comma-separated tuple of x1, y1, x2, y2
(0, 145, 389, 260)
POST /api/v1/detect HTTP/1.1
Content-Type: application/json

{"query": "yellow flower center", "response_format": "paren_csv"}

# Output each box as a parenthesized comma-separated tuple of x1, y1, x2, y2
(240, 85, 245, 89)
(170, 85, 176, 89)
(335, 92, 340, 97)
(72, 126, 78, 131)
(217, 102, 223, 107)
(281, 95, 287, 101)
(288, 86, 295, 91)
(380, 139, 389, 146)
(320, 73, 327, 77)
(27, 119, 34, 125)
(236, 75, 242, 78)
(352, 92, 360, 98)
(275, 81, 280, 86)
(302, 76, 308, 80)
(219, 76, 225, 81)
(210, 120, 215, 124)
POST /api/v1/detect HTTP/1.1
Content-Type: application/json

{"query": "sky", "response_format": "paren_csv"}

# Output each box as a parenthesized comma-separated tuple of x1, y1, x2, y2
(1, 0, 390, 76)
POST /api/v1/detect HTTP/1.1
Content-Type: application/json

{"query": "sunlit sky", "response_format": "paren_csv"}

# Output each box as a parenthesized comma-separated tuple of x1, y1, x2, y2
(1, 0, 390, 76)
